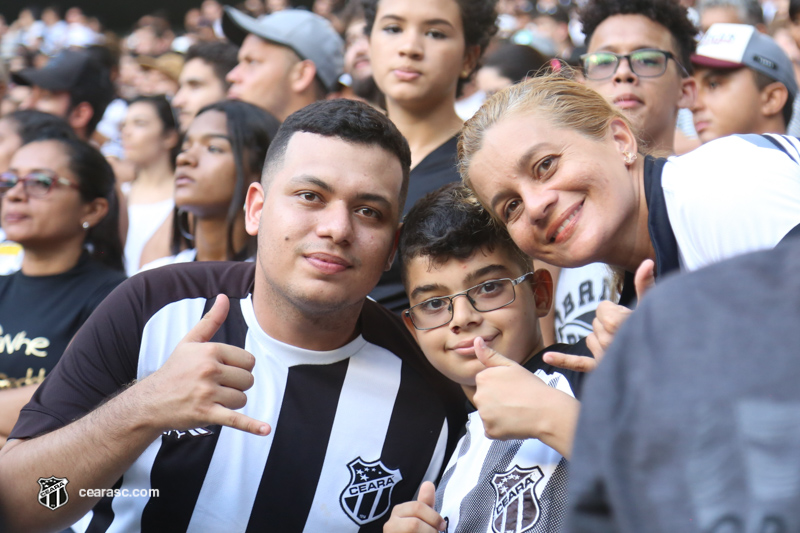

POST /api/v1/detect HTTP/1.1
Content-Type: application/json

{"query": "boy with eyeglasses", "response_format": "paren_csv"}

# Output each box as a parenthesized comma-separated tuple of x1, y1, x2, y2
(384, 183, 585, 533)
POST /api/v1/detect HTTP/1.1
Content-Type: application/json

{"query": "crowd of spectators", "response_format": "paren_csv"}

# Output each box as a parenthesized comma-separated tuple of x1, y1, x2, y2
(0, 0, 799, 531)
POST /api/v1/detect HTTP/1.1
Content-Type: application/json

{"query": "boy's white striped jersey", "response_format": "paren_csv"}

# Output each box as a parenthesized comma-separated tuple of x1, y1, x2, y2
(435, 344, 586, 533)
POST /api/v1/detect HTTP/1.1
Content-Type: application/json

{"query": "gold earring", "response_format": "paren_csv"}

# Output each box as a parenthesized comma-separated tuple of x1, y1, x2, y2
(623, 150, 637, 165)
(461, 69, 470, 78)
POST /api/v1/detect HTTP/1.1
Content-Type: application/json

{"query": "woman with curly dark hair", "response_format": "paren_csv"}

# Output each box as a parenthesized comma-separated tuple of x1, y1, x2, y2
(363, 0, 498, 311)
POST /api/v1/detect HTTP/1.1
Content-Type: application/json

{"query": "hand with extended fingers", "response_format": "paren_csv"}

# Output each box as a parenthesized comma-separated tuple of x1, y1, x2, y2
(543, 259, 656, 373)
(384, 481, 446, 533)
(138, 294, 271, 437)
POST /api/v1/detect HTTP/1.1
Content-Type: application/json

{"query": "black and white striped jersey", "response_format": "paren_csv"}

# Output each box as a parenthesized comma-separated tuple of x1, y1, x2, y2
(434, 344, 586, 533)
(12, 261, 466, 532)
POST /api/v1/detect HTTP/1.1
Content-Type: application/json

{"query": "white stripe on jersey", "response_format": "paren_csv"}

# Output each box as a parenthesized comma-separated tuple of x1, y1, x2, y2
(303, 341, 403, 532)
(419, 421, 449, 494)
(186, 297, 287, 532)
(106, 441, 163, 533)
(138, 297, 208, 378)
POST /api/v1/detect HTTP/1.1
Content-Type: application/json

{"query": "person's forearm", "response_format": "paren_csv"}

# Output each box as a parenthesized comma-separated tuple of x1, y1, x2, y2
(534, 391, 580, 460)
(0, 383, 163, 533)
(0, 384, 40, 446)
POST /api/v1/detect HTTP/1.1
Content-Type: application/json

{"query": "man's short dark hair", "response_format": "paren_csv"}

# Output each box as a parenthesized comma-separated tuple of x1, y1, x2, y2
(399, 183, 532, 286)
(263, 99, 411, 213)
(4, 109, 78, 145)
(580, 0, 697, 75)
(185, 41, 239, 90)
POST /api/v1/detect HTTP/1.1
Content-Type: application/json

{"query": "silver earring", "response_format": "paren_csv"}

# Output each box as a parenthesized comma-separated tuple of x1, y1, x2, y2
(623, 150, 637, 165)
(82, 221, 90, 229)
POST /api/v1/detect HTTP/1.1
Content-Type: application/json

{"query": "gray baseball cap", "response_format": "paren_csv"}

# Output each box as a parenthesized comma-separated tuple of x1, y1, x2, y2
(222, 7, 344, 93)
(692, 23, 798, 101)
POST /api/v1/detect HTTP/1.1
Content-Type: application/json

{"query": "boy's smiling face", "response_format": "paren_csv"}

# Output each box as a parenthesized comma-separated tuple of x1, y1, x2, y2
(402, 247, 552, 391)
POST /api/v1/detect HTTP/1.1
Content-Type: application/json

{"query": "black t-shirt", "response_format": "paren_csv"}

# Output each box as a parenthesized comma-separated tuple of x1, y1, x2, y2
(0, 252, 125, 388)
(370, 135, 460, 313)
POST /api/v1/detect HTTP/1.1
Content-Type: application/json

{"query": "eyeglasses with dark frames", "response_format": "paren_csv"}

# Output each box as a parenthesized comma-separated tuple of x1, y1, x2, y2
(580, 49, 689, 80)
(404, 272, 535, 331)
(0, 170, 80, 198)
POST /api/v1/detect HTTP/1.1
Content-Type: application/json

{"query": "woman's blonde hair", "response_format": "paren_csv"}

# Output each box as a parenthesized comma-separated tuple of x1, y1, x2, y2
(458, 71, 636, 191)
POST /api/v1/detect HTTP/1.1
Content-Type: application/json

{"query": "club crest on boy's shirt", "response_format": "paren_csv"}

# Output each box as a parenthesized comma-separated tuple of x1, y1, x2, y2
(340, 457, 403, 525)
(491, 465, 544, 533)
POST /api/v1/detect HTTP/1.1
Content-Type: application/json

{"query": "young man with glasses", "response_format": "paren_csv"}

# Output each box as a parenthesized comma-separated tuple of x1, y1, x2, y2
(385, 183, 585, 533)
(579, 0, 697, 155)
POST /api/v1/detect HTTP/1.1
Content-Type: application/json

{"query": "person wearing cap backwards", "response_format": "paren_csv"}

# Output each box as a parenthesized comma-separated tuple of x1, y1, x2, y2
(222, 6, 344, 121)
(691, 23, 798, 143)
(12, 48, 114, 142)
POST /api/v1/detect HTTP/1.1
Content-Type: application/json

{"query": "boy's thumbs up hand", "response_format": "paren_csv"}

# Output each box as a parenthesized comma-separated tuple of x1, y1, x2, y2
(473, 337, 551, 441)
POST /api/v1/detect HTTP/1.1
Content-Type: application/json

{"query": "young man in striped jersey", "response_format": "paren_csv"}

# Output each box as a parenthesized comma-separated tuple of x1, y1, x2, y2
(0, 99, 465, 533)
(385, 183, 585, 533)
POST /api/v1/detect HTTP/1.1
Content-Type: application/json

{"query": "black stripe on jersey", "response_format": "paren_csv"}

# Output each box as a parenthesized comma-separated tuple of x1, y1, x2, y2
(357, 363, 451, 533)
(85, 477, 124, 533)
(762, 134, 800, 164)
(245, 359, 350, 532)
(621, 156, 679, 308)
(762, 134, 797, 162)
(139, 297, 248, 532)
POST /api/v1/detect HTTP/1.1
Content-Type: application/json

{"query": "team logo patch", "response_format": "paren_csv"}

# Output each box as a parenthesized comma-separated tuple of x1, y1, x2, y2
(38, 476, 69, 511)
(491, 466, 543, 533)
(340, 457, 402, 525)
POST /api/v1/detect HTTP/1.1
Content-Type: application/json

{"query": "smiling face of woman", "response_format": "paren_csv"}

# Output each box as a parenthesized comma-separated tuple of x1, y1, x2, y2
(368, 0, 474, 111)
(1, 141, 89, 251)
(174, 110, 238, 219)
(466, 112, 641, 269)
